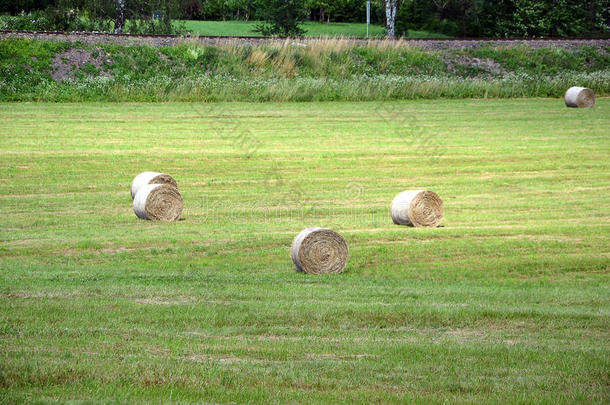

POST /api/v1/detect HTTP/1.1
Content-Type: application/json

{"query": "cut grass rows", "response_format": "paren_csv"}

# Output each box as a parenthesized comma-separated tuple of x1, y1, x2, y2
(0, 99, 609, 403)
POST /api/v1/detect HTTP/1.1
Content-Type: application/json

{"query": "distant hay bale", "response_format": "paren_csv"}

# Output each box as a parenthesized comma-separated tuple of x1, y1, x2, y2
(565, 87, 595, 108)
(290, 228, 349, 274)
(391, 190, 443, 228)
(130, 171, 178, 200)
(133, 184, 183, 222)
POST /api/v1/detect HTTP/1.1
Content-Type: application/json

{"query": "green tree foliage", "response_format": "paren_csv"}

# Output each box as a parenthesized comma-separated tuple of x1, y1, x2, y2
(1, 0, 608, 37)
(0, 0, 184, 34)
(189, 0, 263, 21)
(395, 0, 609, 37)
(183, 0, 374, 25)
(121, 0, 183, 34)
(254, 0, 307, 36)
(0, 0, 54, 14)
(304, 0, 366, 23)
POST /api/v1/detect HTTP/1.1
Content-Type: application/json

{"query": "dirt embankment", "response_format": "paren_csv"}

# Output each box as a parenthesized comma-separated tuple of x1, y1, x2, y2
(1, 30, 609, 50)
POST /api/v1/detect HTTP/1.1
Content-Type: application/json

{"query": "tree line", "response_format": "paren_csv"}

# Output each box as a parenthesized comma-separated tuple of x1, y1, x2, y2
(1, 0, 608, 37)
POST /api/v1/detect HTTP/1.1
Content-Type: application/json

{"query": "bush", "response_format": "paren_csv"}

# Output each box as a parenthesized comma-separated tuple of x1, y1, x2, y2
(0, 0, 187, 35)
(0, 0, 54, 14)
(395, 0, 610, 38)
(254, 0, 307, 37)
(0, 9, 112, 32)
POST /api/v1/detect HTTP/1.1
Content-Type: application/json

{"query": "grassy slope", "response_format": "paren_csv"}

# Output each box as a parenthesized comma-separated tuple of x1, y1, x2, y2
(0, 100, 609, 403)
(2, 38, 608, 102)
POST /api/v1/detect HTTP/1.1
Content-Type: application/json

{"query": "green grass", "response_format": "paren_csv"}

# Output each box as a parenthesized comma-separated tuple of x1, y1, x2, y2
(405, 29, 452, 38)
(0, 99, 609, 403)
(179, 20, 445, 38)
(1, 38, 609, 102)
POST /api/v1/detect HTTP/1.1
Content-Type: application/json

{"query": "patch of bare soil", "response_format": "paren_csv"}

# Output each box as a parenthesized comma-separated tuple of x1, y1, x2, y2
(50, 47, 112, 83)
(2, 31, 609, 50)
(184, 354, 246, 364)
(443, 54, 507, 76)
(101, 247, 131, 253)
(134, 297, 192, 306)
(305, 353, 378, 361)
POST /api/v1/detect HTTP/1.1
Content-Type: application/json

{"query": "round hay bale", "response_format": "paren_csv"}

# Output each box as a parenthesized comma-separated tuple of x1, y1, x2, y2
(565, 87, 595, 108)
(130, 171, 178, 200)
(290, 228, 349, 274)
(133, 184, 183, 222)
(391, 190, 443, 228)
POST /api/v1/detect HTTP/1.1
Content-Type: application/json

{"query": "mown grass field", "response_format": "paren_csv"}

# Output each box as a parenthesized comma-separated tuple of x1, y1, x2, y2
(179, 20, 449, 38)
(180, 20, 388, 37)
(0, 99, 609, 403)
(178, 20, 448, 38)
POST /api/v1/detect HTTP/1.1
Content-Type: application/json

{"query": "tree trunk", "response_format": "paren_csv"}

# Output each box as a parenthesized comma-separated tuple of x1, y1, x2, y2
(385, 0, 398, 38)
(114, 0, 125, 34)
(163, 1, 171, 32)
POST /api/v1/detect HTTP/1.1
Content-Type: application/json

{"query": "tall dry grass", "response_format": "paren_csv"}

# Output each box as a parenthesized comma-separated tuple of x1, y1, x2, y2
(2, 37, 609, 102)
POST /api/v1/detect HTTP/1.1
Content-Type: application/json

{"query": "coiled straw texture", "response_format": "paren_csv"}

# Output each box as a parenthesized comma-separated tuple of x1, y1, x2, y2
(131, 171, 178, 200)
(290, 228, 349, 274)
(565, 87, 595, 108)
(133, 184, 183, 222)
(391, 190, 443, 228)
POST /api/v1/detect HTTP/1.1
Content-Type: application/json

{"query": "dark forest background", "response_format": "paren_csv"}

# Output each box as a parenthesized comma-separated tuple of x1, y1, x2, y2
(1, 0, 608, 37)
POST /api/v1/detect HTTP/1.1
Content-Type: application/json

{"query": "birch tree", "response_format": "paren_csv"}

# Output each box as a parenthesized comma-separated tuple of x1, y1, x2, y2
(114, 0, 125, 33)
(385, 0, 398, 37)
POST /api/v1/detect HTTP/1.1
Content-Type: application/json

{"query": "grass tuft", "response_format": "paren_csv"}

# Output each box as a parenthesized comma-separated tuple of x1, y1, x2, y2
(0, 38, 609, 102)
